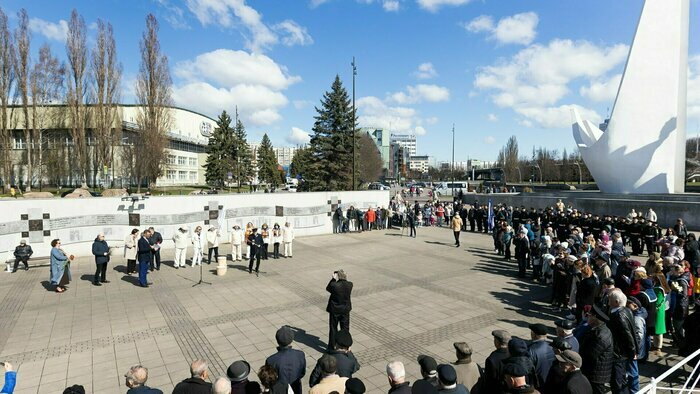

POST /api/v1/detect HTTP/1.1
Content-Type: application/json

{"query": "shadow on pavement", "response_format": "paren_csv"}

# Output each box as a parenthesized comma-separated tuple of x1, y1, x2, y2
(287, 325, 328, 353)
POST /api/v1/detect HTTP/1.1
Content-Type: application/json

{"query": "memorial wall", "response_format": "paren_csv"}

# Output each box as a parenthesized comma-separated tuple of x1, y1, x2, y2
(0, 191, 390, 260)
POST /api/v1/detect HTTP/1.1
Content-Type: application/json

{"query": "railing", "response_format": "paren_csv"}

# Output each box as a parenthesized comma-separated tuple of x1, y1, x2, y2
(639, 348, 700, 393)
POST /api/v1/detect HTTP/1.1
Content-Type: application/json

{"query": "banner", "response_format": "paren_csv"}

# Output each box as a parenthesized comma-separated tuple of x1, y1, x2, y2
(487, 199, 494, 232)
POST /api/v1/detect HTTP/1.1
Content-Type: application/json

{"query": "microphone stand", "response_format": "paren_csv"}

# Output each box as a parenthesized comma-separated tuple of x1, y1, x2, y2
(193, 254, 212, 287)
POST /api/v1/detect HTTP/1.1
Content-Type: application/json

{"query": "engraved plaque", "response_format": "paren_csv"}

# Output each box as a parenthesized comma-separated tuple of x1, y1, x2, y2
(21, 232, 29, 238)
(43, 213, 50, 219)
(20, 214, 28, 220)
(43, 230, 51, 236)
(28, 219, 43, 231)
(275, 206, 283, 216)
(209, 210, 218, 220)
(129, 213, 140, 227)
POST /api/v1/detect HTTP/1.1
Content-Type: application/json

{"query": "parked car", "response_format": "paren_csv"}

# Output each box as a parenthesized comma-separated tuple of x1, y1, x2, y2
(368, 182, 390, 191)
(435, 181, 468, 197)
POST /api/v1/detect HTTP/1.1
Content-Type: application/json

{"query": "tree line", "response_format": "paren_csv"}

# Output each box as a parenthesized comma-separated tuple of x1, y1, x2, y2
(0, 7, 172, 192)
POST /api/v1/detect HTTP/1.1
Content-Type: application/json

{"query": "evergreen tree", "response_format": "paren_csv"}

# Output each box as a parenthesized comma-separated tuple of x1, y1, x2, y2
(290, 146, 312, 191)
(204, 110, 233, 187)
(232, 113, 254, 188)
(308, 75, 358, 191)
(257, 133, 279, 187)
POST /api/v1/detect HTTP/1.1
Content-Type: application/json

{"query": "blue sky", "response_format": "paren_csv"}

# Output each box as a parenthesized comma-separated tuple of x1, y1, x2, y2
(4, 0, 700, 162)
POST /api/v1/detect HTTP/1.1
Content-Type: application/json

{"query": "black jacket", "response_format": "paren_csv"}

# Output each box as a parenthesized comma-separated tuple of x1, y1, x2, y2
(483, 348, 509, 391)
(579, 324, 613, 384)
(528, 340, 554, 386)
(137, 237, 152, 262)
(13, 244, 33, 259)
(388, 382, 411, 394)
(149, 231, 163, 246)
(126, 386, 163, 394)
(608, 307, 639, 359)
(326, 278, 353, 314)
(515, 236, 529, 259)
(309, 349, 360, 386)
(560, 370, 592, 394)
(172, 377, 212, 394)
(265, 346, 306, 393)
(92, 238, 110, 264)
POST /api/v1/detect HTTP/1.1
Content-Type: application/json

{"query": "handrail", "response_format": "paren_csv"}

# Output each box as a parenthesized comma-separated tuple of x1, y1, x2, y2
(638, 348, 700, 393)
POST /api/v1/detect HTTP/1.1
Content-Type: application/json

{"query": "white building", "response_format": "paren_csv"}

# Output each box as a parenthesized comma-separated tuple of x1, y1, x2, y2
(409, 155, 431, 173)
(390, 134, 417, 156)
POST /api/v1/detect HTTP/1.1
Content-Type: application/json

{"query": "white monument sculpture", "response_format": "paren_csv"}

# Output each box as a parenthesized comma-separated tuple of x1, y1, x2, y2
(572, 0, 689, 194)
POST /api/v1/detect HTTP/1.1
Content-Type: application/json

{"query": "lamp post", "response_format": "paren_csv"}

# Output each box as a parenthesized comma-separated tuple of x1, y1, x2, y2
(573, 161, 582, 184)
(515, 167, 522, 183)
(451, 123, 455, 198)
(352, 57, 357, 191)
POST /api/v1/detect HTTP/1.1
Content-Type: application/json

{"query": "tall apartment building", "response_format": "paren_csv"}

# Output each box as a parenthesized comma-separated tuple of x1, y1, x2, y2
(390, 134, 417, 156)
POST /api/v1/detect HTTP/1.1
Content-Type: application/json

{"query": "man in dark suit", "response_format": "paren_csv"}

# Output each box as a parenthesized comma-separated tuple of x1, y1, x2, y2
(266, 326, 306, 394)
(248, 228, 262, 275)
(147, 227, 163, 271)
(137, 230, 154, 287)
(326, 269, 353, 350)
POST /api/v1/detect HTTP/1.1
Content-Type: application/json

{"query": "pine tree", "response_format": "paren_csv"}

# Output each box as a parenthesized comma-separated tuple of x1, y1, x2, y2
(290, 146, 313, 191)
(256, 133, 279, 187)
(204, 110, 233, 187)
(308, 75, 358, 191)
(232, 113, 254, 189)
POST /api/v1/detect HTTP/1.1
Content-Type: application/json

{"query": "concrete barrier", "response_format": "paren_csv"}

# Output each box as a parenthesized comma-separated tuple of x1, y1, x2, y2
(0, 190, 389, 259)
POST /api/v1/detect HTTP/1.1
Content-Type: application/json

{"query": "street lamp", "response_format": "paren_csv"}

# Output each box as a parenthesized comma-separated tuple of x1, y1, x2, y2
(352, 57, 357, 191)
(515, 167, 522, 183)
(451, 124, 455, 197)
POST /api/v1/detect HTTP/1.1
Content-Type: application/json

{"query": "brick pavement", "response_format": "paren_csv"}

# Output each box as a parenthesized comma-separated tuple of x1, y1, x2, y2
(0, 225, 684, 393)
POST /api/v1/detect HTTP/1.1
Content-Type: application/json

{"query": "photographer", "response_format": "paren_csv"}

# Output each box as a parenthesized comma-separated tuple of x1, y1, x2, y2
(1, 362, 16, 394)
(326, 270, 353, 351)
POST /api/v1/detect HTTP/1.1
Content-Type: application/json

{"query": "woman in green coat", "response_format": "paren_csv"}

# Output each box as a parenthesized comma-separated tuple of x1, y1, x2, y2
(652, 274, 670, 353)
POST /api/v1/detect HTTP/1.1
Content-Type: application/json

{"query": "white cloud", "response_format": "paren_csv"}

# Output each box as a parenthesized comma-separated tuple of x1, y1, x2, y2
(287, 127, 311, 145)
(464, 15, 493, 33)
(172, 49, 300, 126)
(174, 49, 300, 90)
(357, 95, 433, 135)
(515, 104, 601, 129)
(463, 12, 538, 46)
(157, 0, 190, 29)
(28, 18, 68, 42)
(580, 74, 622, 102)
(474, 39, 628, 128)
(414, 62, 438, 79)
(383, 0, 400, 11)
(274, 20, 313, 46)
(417, 0, 471, 13)
(484, 136, 496, 144)
(185, 0, 310, 52)
(389, 84, 450, 104)
(309, 0, 330, 7)
(487, 113, 498, 122)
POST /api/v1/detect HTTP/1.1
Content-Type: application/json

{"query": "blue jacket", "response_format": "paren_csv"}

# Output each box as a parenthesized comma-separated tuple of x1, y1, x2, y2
(92, 238, 110, 264)
(528, 339, 555, 386)
(50, 247, 69, 285)
(266, 347, 306, 392)
(1, 371, 16, 394)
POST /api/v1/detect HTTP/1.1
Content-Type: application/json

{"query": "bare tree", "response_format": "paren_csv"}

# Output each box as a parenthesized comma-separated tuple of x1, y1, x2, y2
(14, 9, 31, 190)
(90, 19, 121, 188)
(66, 9, 88, 188)
(0, 8, 15, 191)
(135, 14, 172, 191)
(30, 44, 65, 189)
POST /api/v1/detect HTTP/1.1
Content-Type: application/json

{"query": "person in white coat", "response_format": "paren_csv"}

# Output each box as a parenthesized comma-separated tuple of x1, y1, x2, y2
(191, 226, 205, 266)
(124, 229, 139, 275)
(283, 222, 294, 258)
(229, 224, 244, 261)
(172, 227, 189, 268)
(206, 227, 220, 264)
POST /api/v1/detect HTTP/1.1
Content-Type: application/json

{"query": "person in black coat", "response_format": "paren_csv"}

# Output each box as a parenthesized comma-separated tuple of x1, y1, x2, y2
(265, 326, 306, 394)
(480, 330, 511, 393)
(326, 270, 353, 350)
(12, 239, 32, 272)
(554, 350, 593, 394)
(172, 360, 212, 394)
(514, 232, 530, 278)
(607, 290, 639, 394)
(579, 305, 613, 394)
(504, 337, 538, 388)
(147, 227, 163, 271)
(248, 228, 262, 275)
(91, 233, 110, 286)
(137, 230, 154, 288)
(309, 330, 360, 386)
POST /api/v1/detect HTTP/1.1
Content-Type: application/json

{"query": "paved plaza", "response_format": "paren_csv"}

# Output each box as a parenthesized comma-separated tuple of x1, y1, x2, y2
(0, 225, 683, 393)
